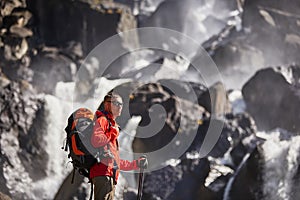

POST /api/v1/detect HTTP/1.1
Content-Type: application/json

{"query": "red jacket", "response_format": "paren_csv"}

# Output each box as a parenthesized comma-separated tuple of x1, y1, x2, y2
(89, 110, 138, 183)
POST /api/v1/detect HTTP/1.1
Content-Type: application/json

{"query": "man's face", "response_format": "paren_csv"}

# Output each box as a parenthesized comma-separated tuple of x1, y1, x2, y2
(106, 96, 123, 118)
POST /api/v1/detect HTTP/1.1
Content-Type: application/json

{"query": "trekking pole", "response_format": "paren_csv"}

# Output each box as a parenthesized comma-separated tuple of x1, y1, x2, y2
(137, 167, 145, 200)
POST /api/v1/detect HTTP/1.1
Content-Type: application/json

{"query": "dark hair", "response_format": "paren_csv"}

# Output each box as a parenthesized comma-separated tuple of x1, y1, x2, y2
(97, 90, 121, 111)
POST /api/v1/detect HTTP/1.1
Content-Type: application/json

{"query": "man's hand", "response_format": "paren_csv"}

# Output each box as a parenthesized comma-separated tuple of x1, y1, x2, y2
(136, 155, 148, 169)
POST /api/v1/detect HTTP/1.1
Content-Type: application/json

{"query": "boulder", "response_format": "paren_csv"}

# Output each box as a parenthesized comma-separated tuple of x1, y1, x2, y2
(30, 46, 75, 94)
(242, 66, 300, 133)
(129, 82, 208, 154)
(223, 147, 263, 200)
(142, 157, 210, 200)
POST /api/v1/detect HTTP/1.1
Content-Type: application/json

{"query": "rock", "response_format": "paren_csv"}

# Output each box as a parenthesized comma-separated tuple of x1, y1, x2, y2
(13, 38, 28, 59)
(0, 192, 12, 200)
(0, 79, 45, 199)
(60, 41, 83, 61)
(192, 112, 257, 163)
(197, 0, 300, 90)
(142, 157, 210, 200)
(224, 147, 263, 200)
(30, 46, 75, 94)
(242, 66, 300, 133)
(139, 0, 239, 46)
(54, 170, 85, 200)
(197, 82, 232, 116)
(0, 0, 25, 17)
(10, 8, 32, 26)
(130, 82, 208, 154)
(0, 70, 11, 88)
(9, 25, 33, 38)
(257, 129, 300, 200)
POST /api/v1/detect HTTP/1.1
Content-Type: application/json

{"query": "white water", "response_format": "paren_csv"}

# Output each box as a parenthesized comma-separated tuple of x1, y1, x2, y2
(228, 90, 246, 114)
(260, 131, 300, 200)
(31, 95, 73, 199)
(222, 130, 300, 200)
(119, 116, 142, 188)
(183, 0, 242, 45)
(1, 129, 35, 199)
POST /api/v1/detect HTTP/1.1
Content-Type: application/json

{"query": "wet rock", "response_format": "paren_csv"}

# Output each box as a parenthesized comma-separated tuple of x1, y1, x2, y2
(197, 82, 232, 116)
(242, 65, 300, 133)
(194, 113, 257, 164)
(18, 102, 49, 181)
(224, 147, 263, 200)
(0, 79, 45, 199)
(260, 130, 300, 200)
(129, 82, 208, 154)
(30, 46, 75, 94)
(142, 157, 210, 200)
(202, 0, 300, 76)
(139, 0, 239, 46)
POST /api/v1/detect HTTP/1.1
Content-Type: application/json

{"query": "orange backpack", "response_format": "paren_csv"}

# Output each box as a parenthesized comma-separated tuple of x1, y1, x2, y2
(63, 108, 107, 180)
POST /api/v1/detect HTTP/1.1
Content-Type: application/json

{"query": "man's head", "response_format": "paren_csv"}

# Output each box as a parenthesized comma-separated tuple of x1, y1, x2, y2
(103, 92, 123, 119)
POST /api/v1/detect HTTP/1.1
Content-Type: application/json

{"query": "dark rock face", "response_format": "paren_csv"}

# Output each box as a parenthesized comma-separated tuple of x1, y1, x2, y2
(242, 66, 300, 133)
(26, 0, 136, 55)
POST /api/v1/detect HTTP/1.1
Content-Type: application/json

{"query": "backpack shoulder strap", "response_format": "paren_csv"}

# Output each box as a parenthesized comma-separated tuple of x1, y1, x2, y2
(95, 110, 112, 131)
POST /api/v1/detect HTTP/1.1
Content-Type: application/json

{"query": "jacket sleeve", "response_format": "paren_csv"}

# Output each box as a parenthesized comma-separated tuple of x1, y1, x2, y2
(91, 116, 111, 148)
(120, 159, 139, 171)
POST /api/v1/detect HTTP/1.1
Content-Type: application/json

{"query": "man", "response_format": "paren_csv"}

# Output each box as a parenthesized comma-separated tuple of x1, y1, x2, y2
(90, 92, 148, 200)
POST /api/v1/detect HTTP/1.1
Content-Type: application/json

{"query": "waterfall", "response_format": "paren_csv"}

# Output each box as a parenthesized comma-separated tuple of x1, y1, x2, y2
(31, 95, 73, 199)
(119, 116, 142, 188)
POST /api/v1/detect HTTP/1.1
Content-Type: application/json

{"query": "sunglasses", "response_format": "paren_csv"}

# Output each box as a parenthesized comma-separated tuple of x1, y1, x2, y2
(107, 101, 123, 107)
